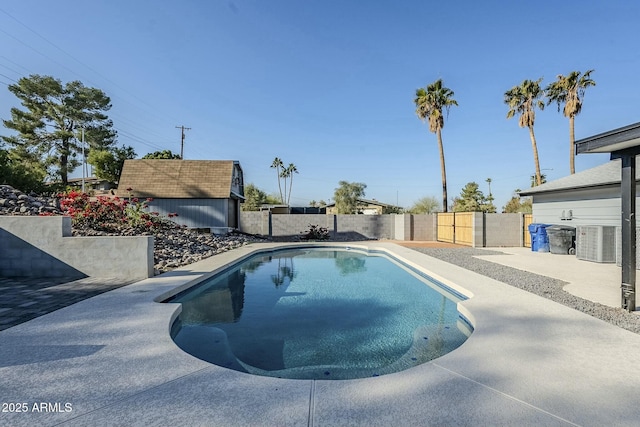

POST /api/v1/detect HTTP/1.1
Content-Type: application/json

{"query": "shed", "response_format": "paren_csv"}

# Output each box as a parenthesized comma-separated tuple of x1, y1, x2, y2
(117, 160, 244, 231)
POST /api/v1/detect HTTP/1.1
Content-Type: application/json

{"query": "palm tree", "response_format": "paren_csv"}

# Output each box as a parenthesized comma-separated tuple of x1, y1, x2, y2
(270, 157, 284, 204)
(281, 163, 298, 206)
(545, 70, 596, 174)
(530, 173, 547, 188)
(414, 79, 458, 212)
(505, 78, 545, 186)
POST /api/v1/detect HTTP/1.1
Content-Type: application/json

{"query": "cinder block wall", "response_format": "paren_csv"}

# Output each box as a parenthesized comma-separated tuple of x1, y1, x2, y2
(239, 211, 269, 235)
(272, 214, 334, 238)
(239, 212, 527, 247)
(0, 216, 153, 279)
(485, 213, 524, 247)
(412, 214, 437, 240)
(240, 213, 395, 240)
(335, 214, 393, 239)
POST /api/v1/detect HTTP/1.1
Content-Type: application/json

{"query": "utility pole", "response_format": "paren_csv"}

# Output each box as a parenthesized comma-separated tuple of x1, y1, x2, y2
(175, 125, 191, 159)
(81, 127, 86, 193)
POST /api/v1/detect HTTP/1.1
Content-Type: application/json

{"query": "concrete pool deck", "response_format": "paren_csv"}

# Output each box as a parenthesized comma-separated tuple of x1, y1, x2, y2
(1, 242, 639, 426)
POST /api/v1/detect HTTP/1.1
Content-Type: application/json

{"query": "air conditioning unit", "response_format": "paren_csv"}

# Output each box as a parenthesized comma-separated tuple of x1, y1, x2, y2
(576, 225, 616, 263)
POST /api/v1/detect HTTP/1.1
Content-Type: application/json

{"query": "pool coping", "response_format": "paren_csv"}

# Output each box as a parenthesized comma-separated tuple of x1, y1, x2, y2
(1, 242, 640, 426)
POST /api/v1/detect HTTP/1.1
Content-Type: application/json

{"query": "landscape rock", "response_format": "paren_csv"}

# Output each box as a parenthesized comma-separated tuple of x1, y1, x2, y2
(0, 185, 61, 215)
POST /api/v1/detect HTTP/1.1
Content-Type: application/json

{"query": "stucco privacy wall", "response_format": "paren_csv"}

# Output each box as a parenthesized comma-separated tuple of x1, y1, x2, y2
(0, 216, 153, 279)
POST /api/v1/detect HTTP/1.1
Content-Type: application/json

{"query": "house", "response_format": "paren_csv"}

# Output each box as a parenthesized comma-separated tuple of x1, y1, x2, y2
(325, 198, 394, 215)
(518, 158, 635, 227)
(573, 121, 640, 311)
(259, 205, 327, 214)
(521, 121, 640, 311)
(117, 160, 244, 231)
(49, 177, 114, 192)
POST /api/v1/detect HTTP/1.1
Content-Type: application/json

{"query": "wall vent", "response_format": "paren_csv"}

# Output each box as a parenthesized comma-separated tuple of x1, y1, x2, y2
(576, 225, 616, 263)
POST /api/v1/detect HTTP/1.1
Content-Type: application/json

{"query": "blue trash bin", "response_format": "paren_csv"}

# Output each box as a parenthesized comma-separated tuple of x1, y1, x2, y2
(528, 223, 550, 252)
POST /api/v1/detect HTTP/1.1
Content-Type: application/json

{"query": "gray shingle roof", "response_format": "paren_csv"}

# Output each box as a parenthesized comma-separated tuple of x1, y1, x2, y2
(519, 157, 635, 196)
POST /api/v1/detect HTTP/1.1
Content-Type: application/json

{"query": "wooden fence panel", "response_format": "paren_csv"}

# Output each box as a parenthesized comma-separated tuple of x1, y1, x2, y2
(454, 212, 474, 246)
(523, 213, 533, 248)
(437, 213, 455, 243)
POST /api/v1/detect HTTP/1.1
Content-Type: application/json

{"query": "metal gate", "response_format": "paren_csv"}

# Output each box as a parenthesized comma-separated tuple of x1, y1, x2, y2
(436, 212, 473, 246)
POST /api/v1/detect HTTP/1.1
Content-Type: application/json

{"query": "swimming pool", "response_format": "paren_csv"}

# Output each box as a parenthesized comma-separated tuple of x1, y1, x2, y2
(165, 247, 471, 380)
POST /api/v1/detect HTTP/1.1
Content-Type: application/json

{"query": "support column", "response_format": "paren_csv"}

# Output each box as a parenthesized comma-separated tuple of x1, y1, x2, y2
(621, 154, 636, 311)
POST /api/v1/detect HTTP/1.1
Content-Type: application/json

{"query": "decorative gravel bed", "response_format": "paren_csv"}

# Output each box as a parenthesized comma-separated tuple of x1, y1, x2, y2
(409, 247, 640, 335)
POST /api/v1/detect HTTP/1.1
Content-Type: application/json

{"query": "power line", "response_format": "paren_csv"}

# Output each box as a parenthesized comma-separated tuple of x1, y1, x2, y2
(0, 7, 176, 126)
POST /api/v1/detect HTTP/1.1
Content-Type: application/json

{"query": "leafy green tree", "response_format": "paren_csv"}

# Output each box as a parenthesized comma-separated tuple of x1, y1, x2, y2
(87, 145, 136, 184)
(242, 183, 280, 211)
(2, 74, 116, 185)
(503, 189, 532, 213)
(310, 200, 328, 208)
(414, 79, 458, 213)
(382, 205, 403, 214)
(505, 78, 545, 186)
(0, 146, 48, 193)
(407, 196, 440, 214)
(545, 70, 596, 174)
(452, 182, 496, 213)
(333, 181, 366, 214)
(141, 149, 181, 159)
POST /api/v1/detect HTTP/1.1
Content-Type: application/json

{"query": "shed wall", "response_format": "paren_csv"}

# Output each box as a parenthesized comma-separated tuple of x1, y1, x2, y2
(148, 198, 229, 228)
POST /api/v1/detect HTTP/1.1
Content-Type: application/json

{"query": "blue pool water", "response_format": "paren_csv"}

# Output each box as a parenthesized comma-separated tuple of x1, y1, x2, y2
(165, 248, 471, 380)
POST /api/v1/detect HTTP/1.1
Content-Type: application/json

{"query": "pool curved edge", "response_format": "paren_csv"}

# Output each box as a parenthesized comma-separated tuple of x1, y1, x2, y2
(153, 242, 478, 372)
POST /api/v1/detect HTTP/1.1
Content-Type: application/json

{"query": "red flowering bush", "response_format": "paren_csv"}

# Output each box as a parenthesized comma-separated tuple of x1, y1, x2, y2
(57, 189, 172, 233)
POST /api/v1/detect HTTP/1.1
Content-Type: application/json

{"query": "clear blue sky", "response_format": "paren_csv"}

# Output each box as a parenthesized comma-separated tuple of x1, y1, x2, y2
(1, 0, 637, 209)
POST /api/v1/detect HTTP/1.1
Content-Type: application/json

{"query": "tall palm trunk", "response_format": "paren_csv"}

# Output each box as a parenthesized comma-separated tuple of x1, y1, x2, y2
(569, 115, 575, 174)
(275, 166, 284, 204)
(282, 177, 288, 206)
(287, 174, 294, 206)
(436, 128, 448, 212)
(528, 126, 542, 186)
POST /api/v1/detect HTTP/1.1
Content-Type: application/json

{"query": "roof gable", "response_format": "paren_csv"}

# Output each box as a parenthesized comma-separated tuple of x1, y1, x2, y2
(117, 160, 238, 198)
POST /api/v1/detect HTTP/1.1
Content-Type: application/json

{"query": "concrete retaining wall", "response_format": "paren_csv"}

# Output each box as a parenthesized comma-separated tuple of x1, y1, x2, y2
(0, 216, 153, 279)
